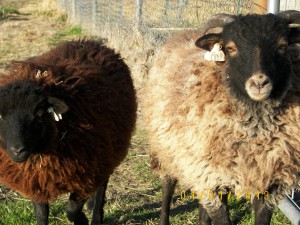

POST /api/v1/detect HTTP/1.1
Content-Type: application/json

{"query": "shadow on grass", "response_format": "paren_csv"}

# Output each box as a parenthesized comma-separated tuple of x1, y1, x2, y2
(4, 15, 30, 21)
(103, 195, 199, 224)
(102, 191, 252, 225)
(229, 198, 252, 225)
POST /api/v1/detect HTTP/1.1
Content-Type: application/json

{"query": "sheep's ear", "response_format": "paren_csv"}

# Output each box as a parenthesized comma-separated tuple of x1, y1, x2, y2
(195, 33, 222, 51)
(48, 97, 69, 114)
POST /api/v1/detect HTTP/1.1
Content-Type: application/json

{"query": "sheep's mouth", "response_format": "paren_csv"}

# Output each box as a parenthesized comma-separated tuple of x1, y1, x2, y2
(247, 86, 272, 101)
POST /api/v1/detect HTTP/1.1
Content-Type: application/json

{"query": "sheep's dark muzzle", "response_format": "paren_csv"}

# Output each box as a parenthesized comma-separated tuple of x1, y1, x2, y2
(7, 145, 30, 163)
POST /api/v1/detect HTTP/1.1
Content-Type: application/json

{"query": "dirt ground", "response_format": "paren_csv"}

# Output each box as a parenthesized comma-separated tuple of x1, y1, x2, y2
(0, 0, 73, 70)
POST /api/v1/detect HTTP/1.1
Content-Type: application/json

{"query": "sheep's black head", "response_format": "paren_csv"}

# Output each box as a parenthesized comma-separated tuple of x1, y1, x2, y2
(0, 80, 68, 163)
(196, 12, 300, 102)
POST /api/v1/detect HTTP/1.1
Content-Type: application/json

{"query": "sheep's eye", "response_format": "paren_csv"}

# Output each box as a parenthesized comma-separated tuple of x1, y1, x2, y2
(225, 41, 237, 56)
(278, 44, 287, 54)
(226, 46, 236, 53)
(277, 37, 288, 54)
(36, 110, 44, 117)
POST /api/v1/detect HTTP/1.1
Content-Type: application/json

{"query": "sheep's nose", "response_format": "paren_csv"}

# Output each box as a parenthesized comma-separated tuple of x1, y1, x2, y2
(249, 73, 270, 89)
(245, 73, 273, 101)
(10, 146, 25, 156)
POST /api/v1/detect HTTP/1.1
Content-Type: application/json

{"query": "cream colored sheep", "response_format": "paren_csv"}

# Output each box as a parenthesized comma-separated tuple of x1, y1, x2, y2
(142, 12, 300, 225)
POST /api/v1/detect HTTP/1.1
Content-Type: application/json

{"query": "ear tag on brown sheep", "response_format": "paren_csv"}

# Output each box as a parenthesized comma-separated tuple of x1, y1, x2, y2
(36, 70, 49, 79)
(47, 107, 62, 122)
(204, 43, 225, 62)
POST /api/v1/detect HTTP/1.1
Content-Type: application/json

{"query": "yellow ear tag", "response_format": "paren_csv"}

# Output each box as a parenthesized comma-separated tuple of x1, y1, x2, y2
(204, 43, 225, 62)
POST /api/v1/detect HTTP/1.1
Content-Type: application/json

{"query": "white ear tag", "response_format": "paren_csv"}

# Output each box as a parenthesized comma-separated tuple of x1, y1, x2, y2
(204, 43, 225, 62)
(47, 107, 62, 122)
(36, 70, 42, 79)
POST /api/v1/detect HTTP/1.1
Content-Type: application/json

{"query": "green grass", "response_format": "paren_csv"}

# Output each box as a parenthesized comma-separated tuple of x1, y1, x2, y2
(49, 26, 83, 45)
(0, 6, 19, 20)
(0, 189, 292, 225)
(0, 197, 70, 225)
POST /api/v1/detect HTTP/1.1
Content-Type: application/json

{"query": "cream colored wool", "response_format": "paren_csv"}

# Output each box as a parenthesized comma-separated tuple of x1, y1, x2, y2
(142, 30, 300, 209)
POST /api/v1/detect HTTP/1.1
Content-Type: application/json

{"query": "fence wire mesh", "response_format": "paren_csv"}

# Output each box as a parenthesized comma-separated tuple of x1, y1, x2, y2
(56, 0, 256, 33)
(56, 0, 300, 34)
(54, 0, 300, 93)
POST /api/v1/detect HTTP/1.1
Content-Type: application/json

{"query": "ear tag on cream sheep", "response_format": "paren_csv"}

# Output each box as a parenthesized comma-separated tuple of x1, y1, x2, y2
(204, 43, 225, 62)
(47, 107, 62, 122)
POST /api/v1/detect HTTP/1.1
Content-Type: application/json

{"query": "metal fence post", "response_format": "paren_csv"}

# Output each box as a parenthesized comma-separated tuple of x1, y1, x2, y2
(91, 0, 97, 33)
(267, 0, 280, 13)
(119, 0, 124, 25)
(136, 0, 143, 27)
(71, 0, 77, 24)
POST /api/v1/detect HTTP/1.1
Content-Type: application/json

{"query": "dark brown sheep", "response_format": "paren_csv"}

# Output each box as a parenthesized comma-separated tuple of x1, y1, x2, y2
(0, 39, 137, 225)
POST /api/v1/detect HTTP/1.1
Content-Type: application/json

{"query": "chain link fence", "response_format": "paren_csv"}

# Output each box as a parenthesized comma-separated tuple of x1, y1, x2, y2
(54, 0, 255, 92)
(57, 0, 256, 33)
(281, 0, 300, 11)
(56, 0, 300, 33)
(53, 0, 300, 95)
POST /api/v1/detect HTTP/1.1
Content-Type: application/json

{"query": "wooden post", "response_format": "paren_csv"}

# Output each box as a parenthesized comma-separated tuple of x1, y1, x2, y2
(253, 0, 268, 14)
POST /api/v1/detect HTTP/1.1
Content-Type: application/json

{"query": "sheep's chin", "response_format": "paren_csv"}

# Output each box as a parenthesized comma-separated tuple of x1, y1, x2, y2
(247, 91, 271, 102)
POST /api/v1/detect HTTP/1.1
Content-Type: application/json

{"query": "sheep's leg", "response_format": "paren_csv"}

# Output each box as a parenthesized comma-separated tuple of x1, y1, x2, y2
(90, 180, 109, 225)
(209, 204, 231, 225)
(201, 194, 231, 225)
(159, 175, 177, 225)
(67, 193, 88, 225)
(33, 201, 49, 225)
(198, 202, 212, 225)
(252, 195, 273, 225)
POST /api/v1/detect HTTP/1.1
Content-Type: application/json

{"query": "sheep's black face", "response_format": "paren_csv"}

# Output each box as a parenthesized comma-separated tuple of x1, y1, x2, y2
(223, 15, 291, 102)
(196, 14, 294, 102)
(0, 80, 68, 163)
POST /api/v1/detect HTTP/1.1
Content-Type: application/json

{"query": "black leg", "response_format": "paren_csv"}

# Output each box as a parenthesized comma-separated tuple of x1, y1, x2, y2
(201, 193, 231, 225)
(159, 175, 177, 225)
(67, 193, 88, 225)
(33, 201, 49, 225)
(199, 202, 212, 225)
(252, 194, 273, 225)
(211, 193, 231, 225)
(90, 181, 109, 225)
(210, 204, 231, 225)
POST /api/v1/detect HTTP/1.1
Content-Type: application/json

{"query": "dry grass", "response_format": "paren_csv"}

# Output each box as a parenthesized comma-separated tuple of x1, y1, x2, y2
(0, 0, 73, 71)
